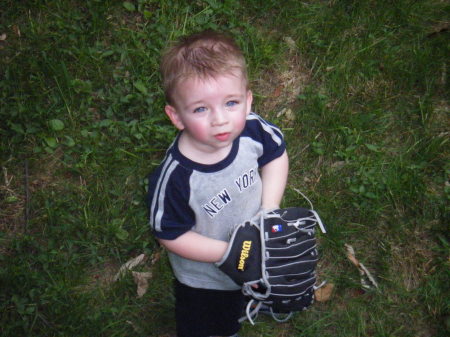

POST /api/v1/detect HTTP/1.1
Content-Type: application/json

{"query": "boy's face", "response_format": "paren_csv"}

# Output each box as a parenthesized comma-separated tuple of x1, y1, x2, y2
(165, 72, 252, 158)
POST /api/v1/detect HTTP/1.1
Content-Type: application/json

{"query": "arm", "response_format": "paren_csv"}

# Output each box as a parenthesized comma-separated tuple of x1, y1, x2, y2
(158, 231, 228, 263)
(260, 150, 289, 209)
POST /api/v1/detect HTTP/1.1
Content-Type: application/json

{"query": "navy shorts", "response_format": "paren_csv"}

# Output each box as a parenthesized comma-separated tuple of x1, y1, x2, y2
(174, 279, 245, 337)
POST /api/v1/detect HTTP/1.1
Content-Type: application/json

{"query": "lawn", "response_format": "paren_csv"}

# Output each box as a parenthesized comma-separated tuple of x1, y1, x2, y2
(1, 0, 448, 336)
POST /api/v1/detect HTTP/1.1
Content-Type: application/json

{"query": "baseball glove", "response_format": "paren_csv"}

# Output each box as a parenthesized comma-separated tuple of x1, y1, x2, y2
(216, 207, 326, 324)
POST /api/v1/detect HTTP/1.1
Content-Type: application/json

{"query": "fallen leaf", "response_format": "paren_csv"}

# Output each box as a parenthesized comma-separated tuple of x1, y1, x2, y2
(114, 253, 146, 281)
(284, 108, 295, 122)
(276, 108, 295, 124)
(283, 36, 297, 51)
(132, 271, 153, 297)
(315, 283, 334, 302)
(345, 243, 379, 290)
(12, 25, 20, 37)
(345, 244, 360, 267)
(150, 250, 161, 265)
(272, 85, 284, 98)
(113, 251, 161, 297)
(331, 161, 346, 169)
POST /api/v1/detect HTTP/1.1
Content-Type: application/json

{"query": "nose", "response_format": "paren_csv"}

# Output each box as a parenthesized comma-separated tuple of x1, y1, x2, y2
(211, 108, 228, 126)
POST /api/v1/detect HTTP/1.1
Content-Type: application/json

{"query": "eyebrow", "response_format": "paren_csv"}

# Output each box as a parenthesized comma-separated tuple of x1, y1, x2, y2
(185, 93, 244, 108)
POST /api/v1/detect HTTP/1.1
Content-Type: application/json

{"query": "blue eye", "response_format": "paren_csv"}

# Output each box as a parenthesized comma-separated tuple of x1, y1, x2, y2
(194, 107, 207, 113)
(226, 100, 238, 107)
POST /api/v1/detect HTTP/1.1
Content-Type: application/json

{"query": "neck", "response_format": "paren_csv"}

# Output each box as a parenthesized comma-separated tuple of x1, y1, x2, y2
(177, 134, 233, 165)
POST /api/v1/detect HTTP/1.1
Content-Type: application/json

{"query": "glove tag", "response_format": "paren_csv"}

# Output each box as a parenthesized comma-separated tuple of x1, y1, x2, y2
(237, 240, 252, 271)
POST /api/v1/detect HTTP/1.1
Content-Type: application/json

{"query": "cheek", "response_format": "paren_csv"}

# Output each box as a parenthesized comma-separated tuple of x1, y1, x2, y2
(232, 114, 247, 132)
(184, 119, 210, 138)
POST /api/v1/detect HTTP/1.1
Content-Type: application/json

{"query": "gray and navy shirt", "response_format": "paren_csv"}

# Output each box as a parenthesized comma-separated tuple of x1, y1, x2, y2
(148, 113, 285, 290)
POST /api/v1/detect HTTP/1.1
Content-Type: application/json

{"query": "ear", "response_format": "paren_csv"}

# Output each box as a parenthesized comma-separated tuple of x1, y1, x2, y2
(245, 90, 253, 116)
(165, 105, 185, 130)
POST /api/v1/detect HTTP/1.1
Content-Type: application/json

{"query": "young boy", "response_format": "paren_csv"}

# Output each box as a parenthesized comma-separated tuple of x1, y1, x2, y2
(147, 30, 289, 337)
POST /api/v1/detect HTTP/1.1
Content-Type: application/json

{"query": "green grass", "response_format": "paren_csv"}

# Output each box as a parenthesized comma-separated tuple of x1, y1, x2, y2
(1, 0, 448, 336)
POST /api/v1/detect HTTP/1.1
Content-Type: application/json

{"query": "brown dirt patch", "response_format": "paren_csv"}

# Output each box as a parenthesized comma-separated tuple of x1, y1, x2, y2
(252, 36, 312, 122)
(389, 223, 438, 291)
(0, 149, 66, 252)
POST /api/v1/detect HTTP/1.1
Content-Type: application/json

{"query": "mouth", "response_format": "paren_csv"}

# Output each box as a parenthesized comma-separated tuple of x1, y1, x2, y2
(214, 132, 231, 141)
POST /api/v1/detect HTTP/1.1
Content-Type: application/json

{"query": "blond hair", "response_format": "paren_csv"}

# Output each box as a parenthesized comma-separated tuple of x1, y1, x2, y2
(160, 30, 248, 104)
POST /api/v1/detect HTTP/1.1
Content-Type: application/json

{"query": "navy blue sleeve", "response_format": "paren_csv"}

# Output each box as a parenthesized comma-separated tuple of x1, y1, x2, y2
(147, 156, 195, 240)
(243, 113, 286, 167)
